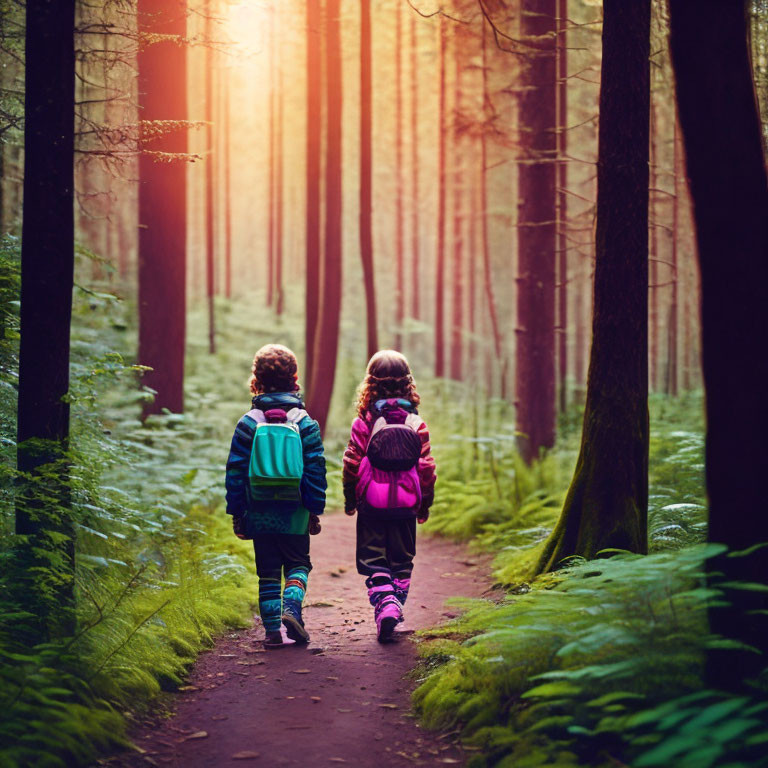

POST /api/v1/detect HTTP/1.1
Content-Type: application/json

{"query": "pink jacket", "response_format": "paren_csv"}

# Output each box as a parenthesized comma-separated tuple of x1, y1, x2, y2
(342, 409, 436, 516)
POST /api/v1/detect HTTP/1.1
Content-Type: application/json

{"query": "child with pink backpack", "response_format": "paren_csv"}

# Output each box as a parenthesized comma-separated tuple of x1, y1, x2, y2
(342, 350, 436, 642)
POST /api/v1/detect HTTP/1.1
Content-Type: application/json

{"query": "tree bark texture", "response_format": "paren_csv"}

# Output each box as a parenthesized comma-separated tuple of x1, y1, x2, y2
(410, 13, 420, 323)
(537, 0, 651, 573)
(557, 0, 568, 412)
(394, 2, 404, 351)
(307, 0, 342, 434)
(275, 58, 284, 317)
(480, 22, 504, 392)
(205, 3, 216, 354)
(359, 0, 378, 360)
(16, 0, 77, 640)
(450, 41, 464, 382)
(515, 0, 557, 463)
(137, 0, 187, 415)
(669, 0, 768, 688)
(305, 0, 322, 394)
(434, 17, 447, 378)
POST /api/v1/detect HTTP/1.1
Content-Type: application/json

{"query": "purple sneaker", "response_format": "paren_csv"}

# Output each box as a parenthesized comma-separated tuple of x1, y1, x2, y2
(375, 596, 403, 643)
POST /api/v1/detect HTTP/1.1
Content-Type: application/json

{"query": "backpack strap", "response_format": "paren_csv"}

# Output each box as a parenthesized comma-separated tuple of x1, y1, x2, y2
(405, 413, 423, 430)
(285, 407, 308, 425)
(246, 408, 266, 424)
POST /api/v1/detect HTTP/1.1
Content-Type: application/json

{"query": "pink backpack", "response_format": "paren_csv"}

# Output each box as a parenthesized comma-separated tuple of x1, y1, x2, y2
(356, 399, 423, 516)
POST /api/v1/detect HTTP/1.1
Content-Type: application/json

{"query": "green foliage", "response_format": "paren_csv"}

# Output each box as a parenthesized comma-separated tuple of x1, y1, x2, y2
(0, 282, 257, 766)
(413, 546, 768, 767)
(412, 389, 746, 766)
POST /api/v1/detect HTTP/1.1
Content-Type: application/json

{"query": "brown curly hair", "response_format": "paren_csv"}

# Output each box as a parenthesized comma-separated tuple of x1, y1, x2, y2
(249, 344, 300, 395)
(355, 349, 420, 417)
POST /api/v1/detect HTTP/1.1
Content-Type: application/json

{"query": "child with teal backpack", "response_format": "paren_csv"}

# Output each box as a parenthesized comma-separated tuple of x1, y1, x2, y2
(225, 344, 326, 648)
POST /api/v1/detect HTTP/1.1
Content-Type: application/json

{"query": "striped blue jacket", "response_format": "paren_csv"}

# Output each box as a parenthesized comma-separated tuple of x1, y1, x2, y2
(225, 392, 327, 523)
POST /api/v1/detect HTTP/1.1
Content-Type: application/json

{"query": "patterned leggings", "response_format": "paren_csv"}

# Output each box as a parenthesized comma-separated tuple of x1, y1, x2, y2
(253, 534, 311, 632)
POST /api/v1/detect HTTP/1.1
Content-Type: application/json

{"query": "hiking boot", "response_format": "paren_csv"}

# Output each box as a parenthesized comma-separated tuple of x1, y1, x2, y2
(263, 629, 284, 649)
(282, 599, 310, 645)
(375, 597, 403, 643)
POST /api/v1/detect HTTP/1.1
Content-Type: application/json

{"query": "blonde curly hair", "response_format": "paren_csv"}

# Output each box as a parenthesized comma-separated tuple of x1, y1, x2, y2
(355, 349, 420, 417)
(249, 344, 300, 395)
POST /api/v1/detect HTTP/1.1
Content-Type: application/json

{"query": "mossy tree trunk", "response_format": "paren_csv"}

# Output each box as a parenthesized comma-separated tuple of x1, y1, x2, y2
(669, 0, 768, 689)
(537, 0, 651, 574)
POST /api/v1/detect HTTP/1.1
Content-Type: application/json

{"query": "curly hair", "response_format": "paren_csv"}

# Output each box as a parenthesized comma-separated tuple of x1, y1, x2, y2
(249, 344, 300, 395)
(355, 349, 420, 417)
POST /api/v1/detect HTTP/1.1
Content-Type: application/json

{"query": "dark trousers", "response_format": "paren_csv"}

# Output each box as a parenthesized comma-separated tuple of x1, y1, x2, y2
(253, 533, 312, 582)
(356, 516, 416, 579)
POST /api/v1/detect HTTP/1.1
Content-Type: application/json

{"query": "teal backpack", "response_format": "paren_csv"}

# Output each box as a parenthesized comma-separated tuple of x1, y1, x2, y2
(247, 407, 306, 504)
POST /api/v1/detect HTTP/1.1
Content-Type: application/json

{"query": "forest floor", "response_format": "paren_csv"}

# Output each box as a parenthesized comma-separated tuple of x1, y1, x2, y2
(107, 513, 490, 768)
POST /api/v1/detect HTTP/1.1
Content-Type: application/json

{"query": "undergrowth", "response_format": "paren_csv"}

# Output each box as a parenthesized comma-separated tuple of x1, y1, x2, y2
(412, 381, 767, 766)
(413, 545, 768, 767)
(0, 245, 257, 767)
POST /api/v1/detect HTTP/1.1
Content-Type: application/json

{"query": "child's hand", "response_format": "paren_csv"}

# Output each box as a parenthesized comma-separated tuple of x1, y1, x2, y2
(417, 510, 430, 525)
(344, 505, 356, 516)
(309, 514, 322, 535)
(232, 514, 247, 539)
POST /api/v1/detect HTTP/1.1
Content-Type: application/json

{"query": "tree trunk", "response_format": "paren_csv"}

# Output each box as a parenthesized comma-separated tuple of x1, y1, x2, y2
(480, 22, 504, 393)
(515, 0, 557, 463)
(450, 44, 464, 382)
(305, 0, 322, 394)
(205, 2, 215, 354)
(267, 11, 276, 310)
(394, 2, 404, 351)
(137, 0, 187, 415)
(359, 0, 377, 359)
(275, 56, 284, 317)
(666, 117, 680, 397)
(557, 0, 568, 412)
(307, 0, 342, 433)
(435, 16, 447, 378)
(224, 74, 232, 299)
(669, 0, 768, 689)
(649, 100, 659, 392)
(15, 0, 77, 641)
(410, 13, 420, 323)
(537, 0, 651, 574)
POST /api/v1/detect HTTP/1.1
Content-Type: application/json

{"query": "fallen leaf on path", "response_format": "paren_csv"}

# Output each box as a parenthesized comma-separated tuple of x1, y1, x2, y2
(379, 704, 398, 709)
(218, 653, 237, 658)
(441, 760, 460, 764)
(232, 751, 260, 760)
(292, 668, 311, 674)
(211, 715, 228, 721)
(337, 708, 352, 713)
(326, 676, 338, 681)
(178, 685, 198, 692)
(329, 759, 346, 763)
(237, 660, 265, 666)
(244, 648, 264, 654)
(184, 731, 208, 740)
(216, 672, 225, 677)
(311, 696, 321, 702)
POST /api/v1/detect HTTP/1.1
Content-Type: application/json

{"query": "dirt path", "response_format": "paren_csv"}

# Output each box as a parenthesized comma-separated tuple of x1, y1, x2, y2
(113, 513, 488, 768)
